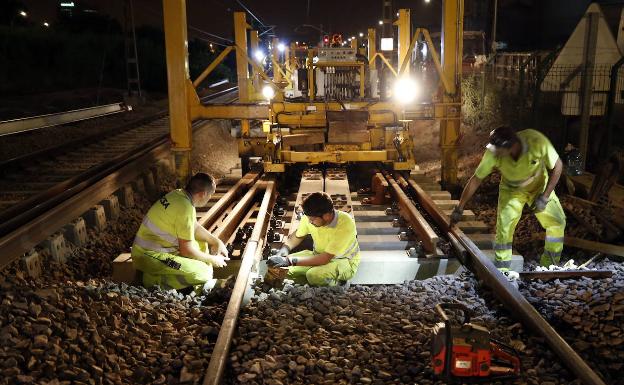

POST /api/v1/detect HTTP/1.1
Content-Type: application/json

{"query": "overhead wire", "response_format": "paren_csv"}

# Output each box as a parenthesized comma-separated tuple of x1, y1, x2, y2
(142, 4, 233, 47)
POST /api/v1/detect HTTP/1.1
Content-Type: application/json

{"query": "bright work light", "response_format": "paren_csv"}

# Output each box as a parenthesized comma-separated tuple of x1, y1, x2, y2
(262, 85, 275, 100)
(254, 50, 265, 62)
(393, 77, 419, 104)
(277, 43, 286, 52)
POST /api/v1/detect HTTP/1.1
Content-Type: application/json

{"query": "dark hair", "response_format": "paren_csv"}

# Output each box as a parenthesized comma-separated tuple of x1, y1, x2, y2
(185, 173, 216, 195)
(302, 192, 334, 217)
(488, 126, 518, 149)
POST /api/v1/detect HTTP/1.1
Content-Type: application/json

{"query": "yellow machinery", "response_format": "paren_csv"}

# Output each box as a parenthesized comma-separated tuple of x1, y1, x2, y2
(162, 0, 463, 188)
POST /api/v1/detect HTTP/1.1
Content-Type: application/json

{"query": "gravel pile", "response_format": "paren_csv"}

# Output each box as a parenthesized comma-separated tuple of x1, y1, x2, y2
(228, 274, 582, 385)
(521, 260, 624, 384)
(0, 278, 225, 385)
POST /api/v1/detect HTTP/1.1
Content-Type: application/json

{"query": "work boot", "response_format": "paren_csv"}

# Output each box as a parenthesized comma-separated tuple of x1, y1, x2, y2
(201, 278, 219, 295)
(337, 280, 351, 290)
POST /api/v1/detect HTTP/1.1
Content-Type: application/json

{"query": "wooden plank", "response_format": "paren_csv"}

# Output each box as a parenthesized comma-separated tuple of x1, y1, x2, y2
(457, 221, 490, 234)
(467, 233, 495, 248)
(570, 173, 624, 209)
(519, 269, 612, 281)
(432, 199, 459, 210)
(442, 209, 476, 221)
(563, 236, 624, 257)
(427, 191, 451, 200)
(419, 183, 442, 191)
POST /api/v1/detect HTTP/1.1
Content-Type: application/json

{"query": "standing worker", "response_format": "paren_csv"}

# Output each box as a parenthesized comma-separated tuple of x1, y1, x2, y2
(450, 127, 566, 267)
(267, 192, 360, 286)
(132, 172, 229, 293)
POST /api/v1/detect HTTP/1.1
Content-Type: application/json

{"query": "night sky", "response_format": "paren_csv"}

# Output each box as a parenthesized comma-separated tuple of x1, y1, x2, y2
(18, 0, 624, 49)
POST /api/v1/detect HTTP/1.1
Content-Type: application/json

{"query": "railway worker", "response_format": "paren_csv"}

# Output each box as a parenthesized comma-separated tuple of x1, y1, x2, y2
(131, 172, 229, 293)
(267, 191, 360, 286)
(450, 126, 566, 268)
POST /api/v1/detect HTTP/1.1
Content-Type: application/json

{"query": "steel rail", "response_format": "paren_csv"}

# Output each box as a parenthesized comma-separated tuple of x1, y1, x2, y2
(0, 87, 239, 237)
(0, 87, 239, 270)
(0, 135, 171, 270)
(399, 174, 607, 385)
(0, 103, 128, 136)
(383, 171, 439, 253)
(203, 179, 276, 385)
(199, 172, 260, 229)
(212, 184, 260, 243)
(0, 85, 237, 170)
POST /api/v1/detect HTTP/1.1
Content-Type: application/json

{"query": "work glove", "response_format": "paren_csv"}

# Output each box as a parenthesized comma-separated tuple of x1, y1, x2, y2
(450, 205, 463, 225)
(533, 195, 549, 213)
(272, 245, 290, 258)
(267, 255, 294, 267)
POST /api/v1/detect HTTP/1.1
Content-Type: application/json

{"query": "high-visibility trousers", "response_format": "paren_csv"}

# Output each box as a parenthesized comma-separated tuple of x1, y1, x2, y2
(286, 250, 360, 286)
(131, 240, 213, 291)
(494, 187, 566, 267)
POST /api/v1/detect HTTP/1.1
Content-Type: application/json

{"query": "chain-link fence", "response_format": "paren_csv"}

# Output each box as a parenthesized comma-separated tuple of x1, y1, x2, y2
(462, 51, 624, 164)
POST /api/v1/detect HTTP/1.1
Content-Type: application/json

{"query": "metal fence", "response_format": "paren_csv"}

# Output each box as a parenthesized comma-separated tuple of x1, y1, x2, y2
(469, 52, 624, 161)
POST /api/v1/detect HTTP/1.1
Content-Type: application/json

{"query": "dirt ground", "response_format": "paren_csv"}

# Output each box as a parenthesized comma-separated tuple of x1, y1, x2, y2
(191, 120, 240, 178)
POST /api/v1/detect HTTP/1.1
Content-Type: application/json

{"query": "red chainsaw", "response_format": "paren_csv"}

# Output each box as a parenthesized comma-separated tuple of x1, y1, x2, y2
(431, 303, 521, 383)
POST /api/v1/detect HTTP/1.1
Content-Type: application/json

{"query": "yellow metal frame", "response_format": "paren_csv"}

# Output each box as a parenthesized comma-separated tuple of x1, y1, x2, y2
(369, 53, 398, 77)
(162, 6, 463, 181)
(162, 0, 193, 186)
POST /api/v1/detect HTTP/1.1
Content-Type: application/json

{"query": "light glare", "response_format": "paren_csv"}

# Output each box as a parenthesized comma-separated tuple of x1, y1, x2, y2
(393, 77, 419, 105)
(254, 50, 265, 62)
(262, 85, 275, 100)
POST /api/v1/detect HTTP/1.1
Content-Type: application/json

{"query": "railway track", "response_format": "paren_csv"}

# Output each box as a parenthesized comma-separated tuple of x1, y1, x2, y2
(0, 86, 238, 271)
(196, 167, 609, 385)
(0, 146, 616, 384)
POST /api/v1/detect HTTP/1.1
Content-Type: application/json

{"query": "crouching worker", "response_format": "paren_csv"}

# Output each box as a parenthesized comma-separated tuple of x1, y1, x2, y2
(267, 192, 360, 286)
(131, 172, 229, 293)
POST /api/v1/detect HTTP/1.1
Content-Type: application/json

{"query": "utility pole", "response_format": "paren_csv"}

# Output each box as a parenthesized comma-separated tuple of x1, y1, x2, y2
(491, 0, 497, 55)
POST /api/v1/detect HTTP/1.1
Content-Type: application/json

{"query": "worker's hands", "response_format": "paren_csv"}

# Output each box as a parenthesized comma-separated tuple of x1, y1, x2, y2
(267, 255, 293, 268)
(216, 239, 229, 258)
(273, 245, 290, 258)
(206, 254, 229, 268)
(450, 205, 464, 226)
(533, 195, 549, 212)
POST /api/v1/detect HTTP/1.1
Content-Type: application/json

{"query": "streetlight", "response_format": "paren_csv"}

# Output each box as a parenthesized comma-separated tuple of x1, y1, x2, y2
(19, 10, 27, 17)
(43, 22, 50, 27)
(378, 20, 383, 25)
(359, 32, 364, 37)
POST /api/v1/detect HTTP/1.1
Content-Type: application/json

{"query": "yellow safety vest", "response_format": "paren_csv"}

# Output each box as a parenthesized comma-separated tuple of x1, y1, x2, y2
(133, 189, 195, 255)
(475, 129, 560, 191)
(295, 210, 360, 260)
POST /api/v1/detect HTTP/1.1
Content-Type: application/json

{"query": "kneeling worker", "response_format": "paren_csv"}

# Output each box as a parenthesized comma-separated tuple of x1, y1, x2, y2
(267, 192, 360, 286)
(132, 172, 229, 292)
(451, 126, 566, 267)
